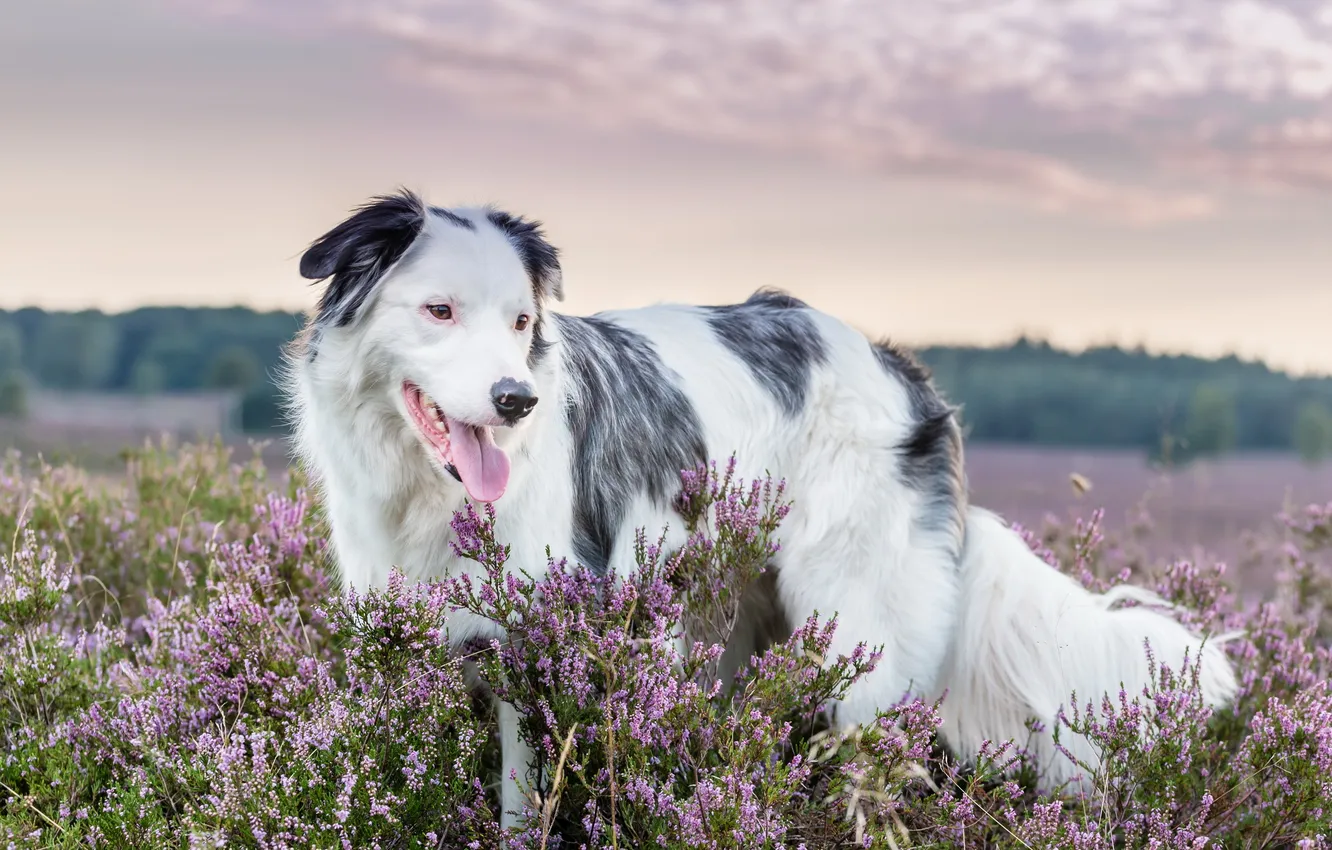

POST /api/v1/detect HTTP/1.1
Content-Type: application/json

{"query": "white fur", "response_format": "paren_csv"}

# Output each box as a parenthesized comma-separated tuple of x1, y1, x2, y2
(286, 201, 1238, 826)
(938, 508, 1238, 790)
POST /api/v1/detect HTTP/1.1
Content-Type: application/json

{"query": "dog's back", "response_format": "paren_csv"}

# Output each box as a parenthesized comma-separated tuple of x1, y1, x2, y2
(565, 293, 970, 712)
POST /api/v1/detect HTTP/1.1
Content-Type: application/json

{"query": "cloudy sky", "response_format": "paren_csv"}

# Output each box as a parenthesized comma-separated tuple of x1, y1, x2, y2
(4, 0, 1332, 372)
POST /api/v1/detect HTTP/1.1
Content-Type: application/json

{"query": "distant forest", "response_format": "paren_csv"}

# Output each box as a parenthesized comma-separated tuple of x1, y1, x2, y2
(1, 306, 1330, 464)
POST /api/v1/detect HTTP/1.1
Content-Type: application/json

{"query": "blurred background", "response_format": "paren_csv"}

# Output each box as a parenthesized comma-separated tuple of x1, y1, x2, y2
(3, 0, 1331, 588)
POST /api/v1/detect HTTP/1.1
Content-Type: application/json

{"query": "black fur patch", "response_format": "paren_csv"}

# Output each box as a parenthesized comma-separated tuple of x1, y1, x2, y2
(485, 209, 560, 369)
(705, 289, 828, 416)
(872, 341, 966, 555)
(429, 206, 476, 230)
(528, 312, 553, 370)
(300, 190, 426, 329)
(487, 209, 564, 303)
(556, 315, 708, 573)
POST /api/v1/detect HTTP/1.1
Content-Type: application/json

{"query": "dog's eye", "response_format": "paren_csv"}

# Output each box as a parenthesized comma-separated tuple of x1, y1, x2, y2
(514, 314, 531, 332)
(425, 304, 452, 321)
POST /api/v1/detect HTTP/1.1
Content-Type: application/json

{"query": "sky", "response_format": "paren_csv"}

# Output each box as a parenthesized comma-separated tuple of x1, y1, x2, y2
(3, 0, 1332, 373)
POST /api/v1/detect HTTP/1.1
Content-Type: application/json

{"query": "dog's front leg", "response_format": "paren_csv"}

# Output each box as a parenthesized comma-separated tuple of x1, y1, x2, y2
(497, 698, 536, 830)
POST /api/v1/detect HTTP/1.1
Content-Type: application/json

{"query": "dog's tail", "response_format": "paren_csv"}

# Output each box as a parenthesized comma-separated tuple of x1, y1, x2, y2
(936, 506, 1238, 790)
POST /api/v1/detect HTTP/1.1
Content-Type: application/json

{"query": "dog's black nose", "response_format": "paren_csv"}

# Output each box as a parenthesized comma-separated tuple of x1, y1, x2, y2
(491, 379, 538, 421)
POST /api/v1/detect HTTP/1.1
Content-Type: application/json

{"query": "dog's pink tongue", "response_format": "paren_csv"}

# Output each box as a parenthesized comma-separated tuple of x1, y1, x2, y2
(447, 419, 510, 503)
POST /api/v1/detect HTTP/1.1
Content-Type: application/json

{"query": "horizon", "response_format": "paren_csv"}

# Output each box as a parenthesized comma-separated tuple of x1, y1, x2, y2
(3, 299, 1327, 380)
(4, 1, 1332, 373)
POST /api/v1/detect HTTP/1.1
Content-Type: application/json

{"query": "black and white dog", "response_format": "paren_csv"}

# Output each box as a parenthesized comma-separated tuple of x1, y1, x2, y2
(284, 190, 1237, 826)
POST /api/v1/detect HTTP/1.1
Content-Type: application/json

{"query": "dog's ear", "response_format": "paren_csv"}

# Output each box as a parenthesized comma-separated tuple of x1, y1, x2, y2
(300, 190, 427, 327)
(486, 209, 565, 303)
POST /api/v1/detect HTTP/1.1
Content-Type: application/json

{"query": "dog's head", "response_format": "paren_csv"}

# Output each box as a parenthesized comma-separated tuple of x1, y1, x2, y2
(299, 189, 564, 504)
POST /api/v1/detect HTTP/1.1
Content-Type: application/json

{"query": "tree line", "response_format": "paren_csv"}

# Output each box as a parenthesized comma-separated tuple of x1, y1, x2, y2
(921, 338, 1332, 464)
(1, 308, 1330, 464)
(0, 307, 301, 434)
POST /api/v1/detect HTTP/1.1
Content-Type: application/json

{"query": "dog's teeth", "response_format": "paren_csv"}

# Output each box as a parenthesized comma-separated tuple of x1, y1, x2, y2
(417, 391, 449, 432)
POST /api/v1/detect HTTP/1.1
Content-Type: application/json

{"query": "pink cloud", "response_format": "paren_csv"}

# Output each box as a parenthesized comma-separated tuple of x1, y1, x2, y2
(1184, 116, 1332, 191)
(174, 0, 1332, 221)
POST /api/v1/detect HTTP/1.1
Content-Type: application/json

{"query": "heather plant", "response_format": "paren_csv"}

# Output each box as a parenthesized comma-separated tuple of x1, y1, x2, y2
(1, 441, 1331, 848)
(442, 463, 880, 847)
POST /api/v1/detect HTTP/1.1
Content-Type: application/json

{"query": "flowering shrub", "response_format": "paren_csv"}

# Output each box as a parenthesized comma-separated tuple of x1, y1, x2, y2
(0, 440, 1329, 847)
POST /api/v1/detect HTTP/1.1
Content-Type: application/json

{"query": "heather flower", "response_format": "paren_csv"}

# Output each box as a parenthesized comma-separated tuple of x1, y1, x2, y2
(3, 442, 1332, 847)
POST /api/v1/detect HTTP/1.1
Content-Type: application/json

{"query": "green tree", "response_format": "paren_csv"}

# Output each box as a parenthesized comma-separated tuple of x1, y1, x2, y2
(0, 370, 27, 417)
(28, 313, 120, 389)
(1182, 382, 1238, 459)
(205, 346, 262, 390)
(0, 320, 21, 374)
(240, 382, 285, 433)
(135, 329, 204, 391)
(1294, 401, 1332, 466)
(129, 358, 167, 395)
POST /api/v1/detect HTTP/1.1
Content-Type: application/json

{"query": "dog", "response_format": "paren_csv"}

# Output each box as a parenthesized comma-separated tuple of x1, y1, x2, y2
(283, 189, 1238, 827)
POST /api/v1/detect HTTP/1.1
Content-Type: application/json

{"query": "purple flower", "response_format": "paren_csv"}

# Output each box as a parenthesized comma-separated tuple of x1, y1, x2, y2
(4, 443, 1332, 847)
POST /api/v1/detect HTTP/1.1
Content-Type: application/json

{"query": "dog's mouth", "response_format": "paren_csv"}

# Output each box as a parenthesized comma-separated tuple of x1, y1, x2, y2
(402, 382, 510, 503)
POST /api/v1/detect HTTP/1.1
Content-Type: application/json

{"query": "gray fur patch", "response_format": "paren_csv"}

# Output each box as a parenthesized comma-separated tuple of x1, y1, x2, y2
(528, 312, 552, 370)
(556, 315, 709, 573)
(705, 289, 828, 416)
(872, 341, 967, 559)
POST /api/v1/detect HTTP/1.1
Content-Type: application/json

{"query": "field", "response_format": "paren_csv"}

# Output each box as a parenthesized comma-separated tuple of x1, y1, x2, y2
(966, 445, 1332, 599)
(2, 434, 1331, 846)
(7, 416, 1329, 595)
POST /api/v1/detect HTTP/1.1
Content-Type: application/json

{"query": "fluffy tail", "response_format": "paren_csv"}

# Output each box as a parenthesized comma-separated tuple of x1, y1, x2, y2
(936, 507, 1238, 790)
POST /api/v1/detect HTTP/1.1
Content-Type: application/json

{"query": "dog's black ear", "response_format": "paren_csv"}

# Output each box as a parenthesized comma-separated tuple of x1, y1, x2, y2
(301, 190, 427, 327)
(486, 209, 564, 303)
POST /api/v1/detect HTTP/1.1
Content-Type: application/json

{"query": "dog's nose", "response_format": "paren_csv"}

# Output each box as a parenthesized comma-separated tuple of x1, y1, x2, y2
(491, 379, 538, 421)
